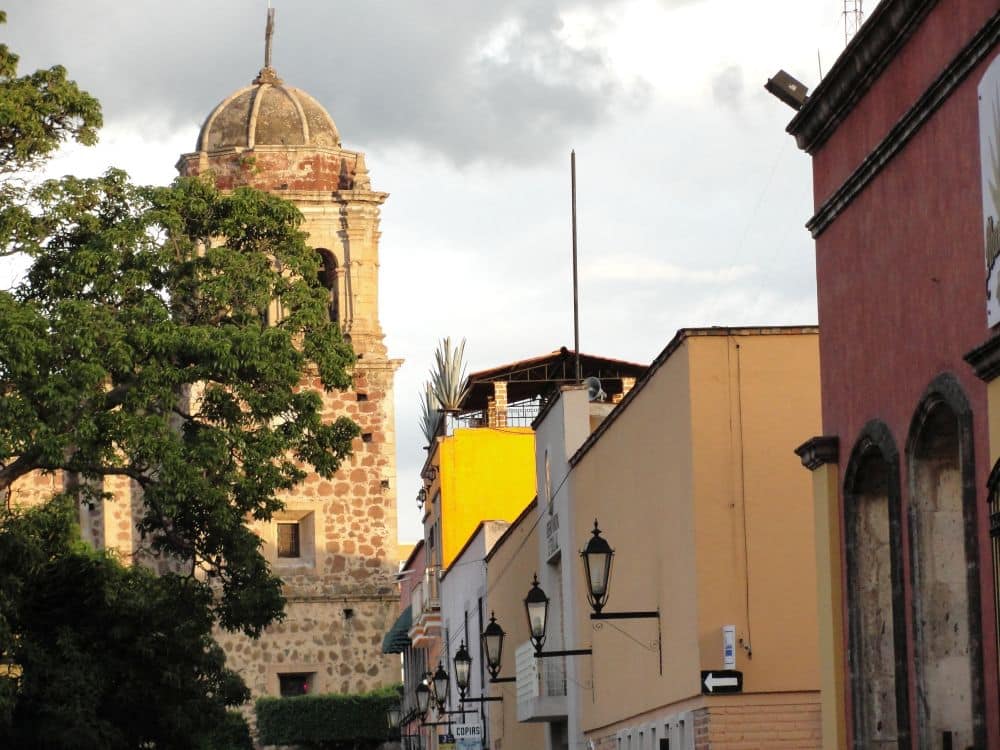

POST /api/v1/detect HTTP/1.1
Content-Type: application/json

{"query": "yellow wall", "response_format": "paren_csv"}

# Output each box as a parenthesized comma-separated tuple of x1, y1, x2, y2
(435, 427, 536, 570)
(810, 462, 846, 750)
(570, 330, 822, 733)
(485, 508, 545, 750)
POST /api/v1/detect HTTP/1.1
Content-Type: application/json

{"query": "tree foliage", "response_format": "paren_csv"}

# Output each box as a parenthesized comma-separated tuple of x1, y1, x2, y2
(0, 10, 362, 747)
(0, 10, 102, 176)
(0, 499, 251, 750)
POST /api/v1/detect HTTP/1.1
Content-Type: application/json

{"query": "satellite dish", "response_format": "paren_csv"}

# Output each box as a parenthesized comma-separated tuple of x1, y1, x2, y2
(584, 376, 606, 402)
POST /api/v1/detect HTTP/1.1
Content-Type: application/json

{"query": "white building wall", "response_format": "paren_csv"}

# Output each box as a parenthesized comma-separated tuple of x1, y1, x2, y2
(439, 521, 509, 747)
(532, 386, 594, 750)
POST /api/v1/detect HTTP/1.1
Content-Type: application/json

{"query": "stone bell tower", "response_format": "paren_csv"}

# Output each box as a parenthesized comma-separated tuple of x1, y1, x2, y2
(175, 10, 401, 699)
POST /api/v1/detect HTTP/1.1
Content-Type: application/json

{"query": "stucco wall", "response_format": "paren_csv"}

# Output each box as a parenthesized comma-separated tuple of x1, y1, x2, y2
(809, 3, 999, 744)
(485, 505, 545, 750)
(432, 427, 536, 569)
(569, 330, 821, 736)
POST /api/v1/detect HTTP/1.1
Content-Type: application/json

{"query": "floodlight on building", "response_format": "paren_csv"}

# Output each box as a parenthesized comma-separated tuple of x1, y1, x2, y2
(764, 69, 809, 111)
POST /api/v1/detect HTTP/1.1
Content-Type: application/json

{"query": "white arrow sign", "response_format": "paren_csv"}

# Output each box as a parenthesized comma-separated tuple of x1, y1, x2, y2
(703, 672, 739, 693)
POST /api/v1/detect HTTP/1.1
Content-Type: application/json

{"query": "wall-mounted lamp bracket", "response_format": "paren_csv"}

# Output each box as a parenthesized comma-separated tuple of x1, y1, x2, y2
(534, 648, 592, 658)
(460, 696, 503, 703)
(590, 610, 659, 620)
(590, 608, 663, 675)
(489, 676, 516, 683)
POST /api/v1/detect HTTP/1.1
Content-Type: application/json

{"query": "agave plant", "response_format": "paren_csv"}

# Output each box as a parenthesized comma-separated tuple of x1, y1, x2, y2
(429, 337, 470, 412)
(418, 382, 441, 445)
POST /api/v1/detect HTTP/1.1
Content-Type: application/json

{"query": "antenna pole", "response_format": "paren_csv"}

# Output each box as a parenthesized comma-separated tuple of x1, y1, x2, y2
(571, 150, 581, 383)
(843, 0, 863, 45)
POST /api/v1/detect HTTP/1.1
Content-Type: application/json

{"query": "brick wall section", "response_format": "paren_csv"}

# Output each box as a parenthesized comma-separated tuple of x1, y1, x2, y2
(585, 697, 820, 750)
(699, 701, 820, 749)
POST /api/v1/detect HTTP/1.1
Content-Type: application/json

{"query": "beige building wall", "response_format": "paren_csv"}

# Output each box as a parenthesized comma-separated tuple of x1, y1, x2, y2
(484, 501, 545, 750)
(568, 328, 822, 748)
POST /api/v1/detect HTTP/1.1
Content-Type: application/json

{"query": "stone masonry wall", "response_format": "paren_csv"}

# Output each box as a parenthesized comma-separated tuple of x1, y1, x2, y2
(215, 355, 401, 700)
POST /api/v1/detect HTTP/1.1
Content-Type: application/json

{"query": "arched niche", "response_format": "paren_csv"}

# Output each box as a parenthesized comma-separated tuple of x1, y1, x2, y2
(316, 248, 340, 324)
(906, 373, 985, 749)
(843, 420, 909, 749)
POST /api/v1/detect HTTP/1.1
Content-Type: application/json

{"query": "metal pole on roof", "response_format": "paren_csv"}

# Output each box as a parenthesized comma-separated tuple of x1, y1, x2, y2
(571, 150, 581, 383)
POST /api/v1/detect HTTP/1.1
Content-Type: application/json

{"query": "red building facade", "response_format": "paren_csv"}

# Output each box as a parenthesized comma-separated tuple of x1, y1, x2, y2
(789, 1, 1000, 747)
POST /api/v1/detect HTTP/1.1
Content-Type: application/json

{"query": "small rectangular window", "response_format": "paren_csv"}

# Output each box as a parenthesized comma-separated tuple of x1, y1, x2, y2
(278, 672, 314, 697)
(277, 523, 300, 558)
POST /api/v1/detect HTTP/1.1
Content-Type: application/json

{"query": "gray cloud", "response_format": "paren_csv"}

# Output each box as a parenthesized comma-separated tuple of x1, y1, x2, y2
(5, 1, 645, 165)
(711, 65, 744, 108)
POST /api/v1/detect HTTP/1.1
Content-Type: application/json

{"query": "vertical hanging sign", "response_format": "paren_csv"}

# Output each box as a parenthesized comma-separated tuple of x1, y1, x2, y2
(981, 54, 1000, 326)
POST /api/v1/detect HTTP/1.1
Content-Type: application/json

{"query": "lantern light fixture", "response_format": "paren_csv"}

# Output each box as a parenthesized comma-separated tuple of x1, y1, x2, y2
(580, 519, 614, 613)
(431, 662, 449, 710)
(453, 642, 472, 698)
(415, 680, 431, 718)
(524, 573, 550, 653)
(386, 705, 402, 730)
(481, 612, 506, 680)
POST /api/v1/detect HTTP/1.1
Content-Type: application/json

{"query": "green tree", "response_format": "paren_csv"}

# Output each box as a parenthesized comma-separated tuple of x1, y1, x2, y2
(0, 499, 252, 750)
(0, 10, 360, 747)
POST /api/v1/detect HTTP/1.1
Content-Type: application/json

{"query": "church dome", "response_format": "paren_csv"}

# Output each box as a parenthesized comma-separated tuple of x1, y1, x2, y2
(196, 68, 342, 152)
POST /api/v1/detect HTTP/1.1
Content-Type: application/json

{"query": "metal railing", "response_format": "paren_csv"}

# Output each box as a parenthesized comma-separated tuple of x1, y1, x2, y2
(455, 397, 545, 429)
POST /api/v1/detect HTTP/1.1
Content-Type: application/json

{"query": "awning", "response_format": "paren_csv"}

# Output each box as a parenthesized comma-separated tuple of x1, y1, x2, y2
(382, 606, 412, 654)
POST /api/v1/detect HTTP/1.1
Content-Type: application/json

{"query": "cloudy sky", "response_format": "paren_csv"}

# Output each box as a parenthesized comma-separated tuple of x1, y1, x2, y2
(3, 0, 873, 542)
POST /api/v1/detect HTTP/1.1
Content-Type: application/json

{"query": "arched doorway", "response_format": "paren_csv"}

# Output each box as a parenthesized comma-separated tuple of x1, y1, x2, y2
(907, 374, 984, 749)
(844, 420, 909, 749)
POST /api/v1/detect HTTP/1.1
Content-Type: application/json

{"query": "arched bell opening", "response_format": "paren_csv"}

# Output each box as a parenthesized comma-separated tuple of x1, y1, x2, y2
(316, 248, 340, 325)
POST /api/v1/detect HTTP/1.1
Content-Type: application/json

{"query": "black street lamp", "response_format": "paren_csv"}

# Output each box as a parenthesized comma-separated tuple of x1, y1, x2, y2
(386, 705, 402, 731)
(581, 519, 659, 623)
(524, 574, 550, 653)
(523, 574, 593, 659)
(431, 662, 449, 711)
(415, 681, 431, 718)
(481, 612, 507, 680)
(578, 518, 662, 672)
(580, 519, 614, 614)
(453, 642, 472, 698)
